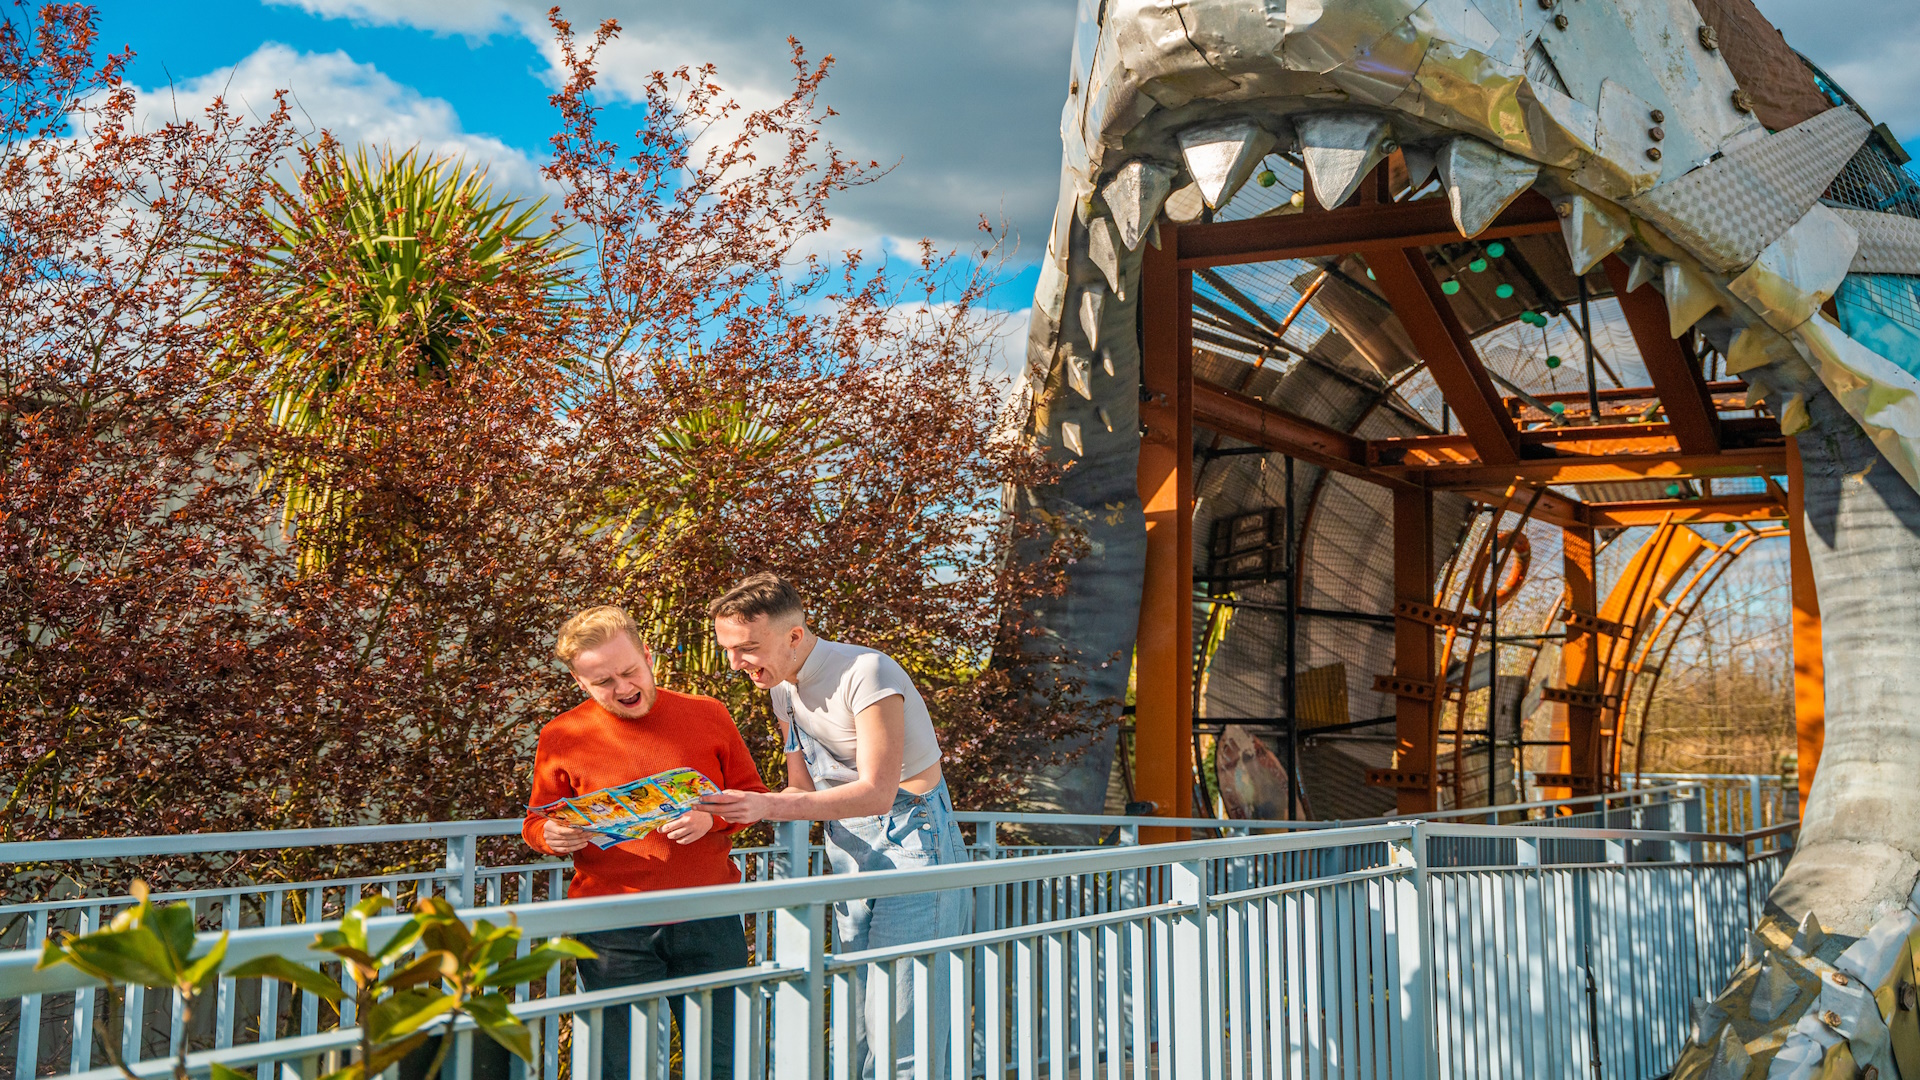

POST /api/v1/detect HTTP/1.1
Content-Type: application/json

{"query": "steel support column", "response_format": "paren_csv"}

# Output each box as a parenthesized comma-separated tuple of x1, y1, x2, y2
(1136, 228, 1194, 842)
(1786, 441, 1825, 815)
(1552, 526, 1603, 799)
(1388, 487, 1439, 813)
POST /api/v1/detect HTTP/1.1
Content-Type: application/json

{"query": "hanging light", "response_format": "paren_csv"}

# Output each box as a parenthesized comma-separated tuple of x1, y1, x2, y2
(1486, 242, 1506, 258)
(1469, 258, 1489, 273)
(1442, 279, 1462, 295)
(1495, 283, 1516, 299)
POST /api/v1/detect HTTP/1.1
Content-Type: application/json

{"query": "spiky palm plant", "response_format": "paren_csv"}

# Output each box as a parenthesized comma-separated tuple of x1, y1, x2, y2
(233, 144, 575, 565)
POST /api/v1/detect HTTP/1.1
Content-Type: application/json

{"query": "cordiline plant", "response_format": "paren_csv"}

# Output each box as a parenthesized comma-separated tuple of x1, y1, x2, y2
(37, 883, 591, 1080)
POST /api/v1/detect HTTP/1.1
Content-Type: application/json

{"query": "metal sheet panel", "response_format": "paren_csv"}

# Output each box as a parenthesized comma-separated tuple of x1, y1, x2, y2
(1627, 106, 1871, 271)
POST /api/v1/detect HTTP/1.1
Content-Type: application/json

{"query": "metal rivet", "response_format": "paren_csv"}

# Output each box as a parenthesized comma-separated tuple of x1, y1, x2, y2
(1900, 980, 1918, 1011)
(1556, 202, 1573, 218)
(1832, 972, 1850, 986)
(1698, 24, 1719, 50)
(1649, 126, 1665, 141)
(1646, 147, 1663, 161)
(1732, 89, 1755, 114)
(1822, 1009, 1842, 1027)
(1650, 109, 1666, 123)
(1554, 13, 1569, 29)
(1537, 0, 1554, 8)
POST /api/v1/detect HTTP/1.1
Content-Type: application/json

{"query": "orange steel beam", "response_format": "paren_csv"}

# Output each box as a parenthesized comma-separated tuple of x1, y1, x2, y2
(1401, 445, 1786, 488)
(1174, 190, 1562, 269)
(1371, 247, 1523, 466)
(1135, 227, 1194, 843)
(1511, 380, 1752, 409)
(1548, 525, 1601, 799)
(1589, 494, 1786, 527)
(1374, 417, 1784, 468)
(1601, 255, 1722, 454)
(1381, 486, 1440, 812)
(1467, 485, 1590, 530)
(1192, 379, 1377, 480)
(1786, 441, 1824, 815)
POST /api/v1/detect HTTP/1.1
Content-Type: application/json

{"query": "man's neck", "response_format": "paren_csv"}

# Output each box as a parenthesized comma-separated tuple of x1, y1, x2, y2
(789, 631, 820, 684)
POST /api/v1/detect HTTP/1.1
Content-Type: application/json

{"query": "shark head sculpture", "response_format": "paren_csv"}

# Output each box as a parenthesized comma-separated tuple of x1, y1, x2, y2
(1022, 4, 1920, 1074)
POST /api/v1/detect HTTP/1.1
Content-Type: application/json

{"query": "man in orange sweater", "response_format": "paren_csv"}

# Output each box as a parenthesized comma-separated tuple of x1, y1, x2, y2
(523, 606, 768, 1080)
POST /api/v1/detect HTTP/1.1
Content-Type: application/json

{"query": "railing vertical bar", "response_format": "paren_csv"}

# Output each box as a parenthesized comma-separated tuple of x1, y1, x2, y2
(1226, 901, 1248, 1080)
(1047, 932, 1067, 1080)
(1101, 922, 1124, 1080)
(69, 905, 99, 1074)
(215, 897, 239, 1050)
(15, 908, 47, 1080)
(985, 941, 1007, 1080)
(1015, 936, 1039, 1080)
(1074, 926, 1095, 1080)
(830, 971, 853, 1080)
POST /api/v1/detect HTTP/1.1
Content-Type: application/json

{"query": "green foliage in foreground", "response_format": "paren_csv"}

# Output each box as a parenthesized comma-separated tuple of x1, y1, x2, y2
(38, 881, 592, 1080)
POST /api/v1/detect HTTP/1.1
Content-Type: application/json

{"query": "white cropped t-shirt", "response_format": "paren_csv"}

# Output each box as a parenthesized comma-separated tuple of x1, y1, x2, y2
(772, 638, 942, 788)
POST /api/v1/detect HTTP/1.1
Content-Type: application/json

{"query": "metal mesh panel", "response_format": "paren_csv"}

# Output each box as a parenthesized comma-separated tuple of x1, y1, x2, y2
(1823, 141, 1920, 219)
(1837, 272, 1920, 336)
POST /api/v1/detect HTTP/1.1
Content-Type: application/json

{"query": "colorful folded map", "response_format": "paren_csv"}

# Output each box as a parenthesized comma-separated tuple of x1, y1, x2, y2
(528, 767, 720, 848)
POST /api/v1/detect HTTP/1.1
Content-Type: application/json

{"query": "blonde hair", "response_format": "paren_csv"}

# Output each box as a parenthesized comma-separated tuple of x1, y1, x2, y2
(707, 572, 806, 625)
(554, 605, 642, 665)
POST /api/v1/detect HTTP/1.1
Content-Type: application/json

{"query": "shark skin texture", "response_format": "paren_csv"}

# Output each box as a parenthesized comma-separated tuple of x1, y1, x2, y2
(1016, 0, 1920, 1071)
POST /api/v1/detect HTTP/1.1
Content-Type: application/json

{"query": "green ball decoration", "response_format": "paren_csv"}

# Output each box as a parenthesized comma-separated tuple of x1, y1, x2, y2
(1495, 283, 1516, 299)
(1519, 311, 1548, 327)
(1549, 401, 1567, 415)
(1665, 483, 1683, 497)
(1257, 169, 1278, 187)
(1441, 279, 1462, 295)
(1486, 242, 1506, 258)
(1545, 355, 1562, 369)
(1366, 268, 1376, 280)
(1723, 523, 1738, 533)
(1469, 258, 1489, 273)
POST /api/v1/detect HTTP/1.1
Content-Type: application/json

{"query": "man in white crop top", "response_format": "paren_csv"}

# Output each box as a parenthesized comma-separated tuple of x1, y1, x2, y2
(698, 572, 969, 1080)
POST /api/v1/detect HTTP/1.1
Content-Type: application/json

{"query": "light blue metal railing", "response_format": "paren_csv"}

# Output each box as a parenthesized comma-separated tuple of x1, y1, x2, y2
(0, 816, 1795, 1080)
(3, 772, 1797, 1076)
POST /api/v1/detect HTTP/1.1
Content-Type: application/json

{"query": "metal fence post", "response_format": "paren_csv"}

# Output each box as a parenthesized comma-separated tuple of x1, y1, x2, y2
(772, 902, 827, 1080)
(1388, 824, 1433, 1080)
(444, 832, 477, 908)
(1169, 857, 1209, 1080)
(773, 819, 810, 880)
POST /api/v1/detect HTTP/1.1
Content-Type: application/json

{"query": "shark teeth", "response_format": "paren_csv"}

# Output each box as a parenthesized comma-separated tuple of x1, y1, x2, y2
(1789, 909, 1826, 958)
(1100, 160, 1175, 252)
(1556, 194, 1630, 276)
(1296, 112, 1392, 210)
(1663, 261, 1722, 336)
(1402, 144, 1436, 191)
(1087, 216, 1125, 299)
(1177, 119, 1276, 211)
(1059, 420, 1084, 457)
(1690, 995, 1730, 1048)
(1728, 204, 1860, 334)
(1437, 137, 1539, 238)
(1749, 950, 1800, 1023)
(1067, 353, 1093, 400)
(1080, 285, 1108, 351)
(1702, 1026, 1751, 1080)
(1626, 255, 1659, 294)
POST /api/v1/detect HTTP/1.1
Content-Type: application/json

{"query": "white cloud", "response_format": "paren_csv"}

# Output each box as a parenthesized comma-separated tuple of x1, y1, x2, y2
(134, 43, 551, 199)
(265, 0, 517, 36)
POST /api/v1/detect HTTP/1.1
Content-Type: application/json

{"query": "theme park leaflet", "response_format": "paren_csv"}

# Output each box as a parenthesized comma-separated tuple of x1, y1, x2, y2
(528, 768, 720, 848)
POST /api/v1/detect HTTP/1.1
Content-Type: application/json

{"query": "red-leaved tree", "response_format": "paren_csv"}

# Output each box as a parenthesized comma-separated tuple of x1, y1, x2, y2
(1, 4, 1101, 901)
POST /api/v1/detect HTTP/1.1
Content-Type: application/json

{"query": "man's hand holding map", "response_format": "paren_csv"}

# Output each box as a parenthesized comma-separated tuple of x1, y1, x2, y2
(529, 767, 721, 848)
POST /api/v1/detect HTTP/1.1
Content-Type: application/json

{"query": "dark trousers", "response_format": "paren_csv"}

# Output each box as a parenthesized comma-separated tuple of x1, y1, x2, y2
(576, 916, 749, 1080)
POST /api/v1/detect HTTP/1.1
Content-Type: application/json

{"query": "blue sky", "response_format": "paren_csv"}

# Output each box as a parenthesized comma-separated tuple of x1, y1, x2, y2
(95, 0, 1919, 329)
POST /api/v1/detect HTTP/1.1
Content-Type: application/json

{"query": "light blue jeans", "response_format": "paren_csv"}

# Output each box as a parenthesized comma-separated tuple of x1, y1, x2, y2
(824, 780, 972, 1080)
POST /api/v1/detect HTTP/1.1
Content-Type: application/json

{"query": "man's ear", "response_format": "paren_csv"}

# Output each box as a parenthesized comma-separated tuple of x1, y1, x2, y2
(569, 668, 591, 696)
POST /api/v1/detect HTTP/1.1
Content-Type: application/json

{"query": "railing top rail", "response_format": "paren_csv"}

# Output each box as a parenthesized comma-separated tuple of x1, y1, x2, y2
(0, 783, 1705, 866)
(955, 782, 1696, 831)
(7, 821, 1424, 996)
(0, 819, 528, 864)
(0, 816, 1792, 1000)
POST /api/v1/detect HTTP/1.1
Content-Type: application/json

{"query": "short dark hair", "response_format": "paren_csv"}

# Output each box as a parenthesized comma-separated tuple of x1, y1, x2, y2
(708, 572, 807, 625)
